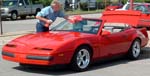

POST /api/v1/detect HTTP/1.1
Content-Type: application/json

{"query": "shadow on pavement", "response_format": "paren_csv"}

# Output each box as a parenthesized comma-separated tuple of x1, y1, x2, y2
(13, 47, 150, 75)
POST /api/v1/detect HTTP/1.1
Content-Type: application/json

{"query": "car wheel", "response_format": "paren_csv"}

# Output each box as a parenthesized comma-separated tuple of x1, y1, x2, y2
(11, 12, 17, 20)
(71, 46, 91, 71)
(128, 39, 141, 60)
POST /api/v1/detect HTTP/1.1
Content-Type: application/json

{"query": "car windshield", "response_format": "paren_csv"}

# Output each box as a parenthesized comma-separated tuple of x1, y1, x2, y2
(2, 0, 18, 6)
(125, 4, 148, 11)
(50, 19, 102, 34)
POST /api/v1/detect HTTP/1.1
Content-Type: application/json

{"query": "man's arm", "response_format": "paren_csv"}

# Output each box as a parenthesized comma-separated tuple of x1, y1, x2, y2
(36, 6, 53, 27)
(64, 15, 69, 20)
(36, 16, 53, 27)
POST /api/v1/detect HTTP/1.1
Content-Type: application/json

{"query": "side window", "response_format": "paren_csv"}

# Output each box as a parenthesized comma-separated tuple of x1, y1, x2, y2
(24, 0, 30, 5)
(19, 0, 25, 6)
(134, 5, 148, 13)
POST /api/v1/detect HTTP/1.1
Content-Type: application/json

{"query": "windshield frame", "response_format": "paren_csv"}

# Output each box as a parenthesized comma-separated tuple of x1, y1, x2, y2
(50, 18, 102, 34)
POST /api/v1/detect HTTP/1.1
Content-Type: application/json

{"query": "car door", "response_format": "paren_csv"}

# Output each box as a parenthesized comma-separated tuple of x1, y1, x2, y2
(24, 0, 31, 15)
(18, 0, 26, 15)
(99, 28, 129, 57)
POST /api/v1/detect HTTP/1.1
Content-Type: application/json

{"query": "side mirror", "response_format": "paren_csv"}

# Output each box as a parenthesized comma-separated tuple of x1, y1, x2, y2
(19, 3, 23, 6)
(101, 30, 111, 36)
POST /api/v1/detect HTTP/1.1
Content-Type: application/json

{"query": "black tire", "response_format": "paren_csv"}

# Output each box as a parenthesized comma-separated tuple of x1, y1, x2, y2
(20, 15, 26, 19)
(70, 46, 91, 72)
(128, 39, 141, 60)
(19, 63, 29, 68)
(11, 12, 18, 20)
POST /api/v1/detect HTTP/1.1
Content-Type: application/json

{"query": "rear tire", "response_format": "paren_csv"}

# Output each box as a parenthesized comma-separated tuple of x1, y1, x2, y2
(128, 39, 141, 60)
(70, 46, 91, 72)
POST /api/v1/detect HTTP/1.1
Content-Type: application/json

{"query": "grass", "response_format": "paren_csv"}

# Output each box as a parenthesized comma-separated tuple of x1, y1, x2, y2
(66, 9, 104, 15)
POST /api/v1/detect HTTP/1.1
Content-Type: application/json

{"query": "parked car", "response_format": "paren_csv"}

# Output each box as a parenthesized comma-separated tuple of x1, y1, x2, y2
(2, 11, 148, 71)
(119, 3, 150, 13)
(105, 3, 123, 11)
(1, 0, 43, 20)
(80, 0, 96, 10)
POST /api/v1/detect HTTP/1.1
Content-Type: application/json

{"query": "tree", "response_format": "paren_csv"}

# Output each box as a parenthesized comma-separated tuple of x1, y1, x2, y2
(38, 0, 53, 6)
(145, 0, 150, 2)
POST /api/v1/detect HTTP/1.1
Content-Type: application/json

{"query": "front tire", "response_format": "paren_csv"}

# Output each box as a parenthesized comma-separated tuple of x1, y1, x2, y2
(70, 46, 91, 72)
(128, 39, 141, 60)
(11, 12, 18, 20)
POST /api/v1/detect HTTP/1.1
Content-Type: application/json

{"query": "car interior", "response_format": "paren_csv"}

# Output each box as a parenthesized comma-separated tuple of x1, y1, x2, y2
(102, 23, 131, 35)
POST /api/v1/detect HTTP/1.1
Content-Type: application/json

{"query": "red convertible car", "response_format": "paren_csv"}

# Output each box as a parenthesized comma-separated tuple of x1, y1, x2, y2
(2, 10, 149, 71)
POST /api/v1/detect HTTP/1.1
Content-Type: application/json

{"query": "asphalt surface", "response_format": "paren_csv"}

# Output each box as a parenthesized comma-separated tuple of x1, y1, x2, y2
(0, 13, 150, 76)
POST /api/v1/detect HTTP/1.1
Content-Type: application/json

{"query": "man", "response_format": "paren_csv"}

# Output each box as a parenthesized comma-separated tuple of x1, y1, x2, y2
(36, 0, 68, 32)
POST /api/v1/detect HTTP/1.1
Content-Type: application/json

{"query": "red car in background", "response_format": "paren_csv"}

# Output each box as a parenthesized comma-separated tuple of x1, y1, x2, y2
(118, 3, 150, 30)
(120, 3, 150, 13)
(105, 3, 123, 11)
(2, 11, 149, 72)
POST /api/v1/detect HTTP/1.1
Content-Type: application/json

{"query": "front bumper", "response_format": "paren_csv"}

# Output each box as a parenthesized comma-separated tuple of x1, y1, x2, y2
(2, 51, 55, 65)
(1, 13, 11, 18)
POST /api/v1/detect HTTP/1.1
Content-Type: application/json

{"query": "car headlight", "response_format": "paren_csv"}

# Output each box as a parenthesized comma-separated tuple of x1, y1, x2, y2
(4, 8, 9, 13)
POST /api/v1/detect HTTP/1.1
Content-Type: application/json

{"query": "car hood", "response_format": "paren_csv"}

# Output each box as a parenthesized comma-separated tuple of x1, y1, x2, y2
(9, 31, 94, 49)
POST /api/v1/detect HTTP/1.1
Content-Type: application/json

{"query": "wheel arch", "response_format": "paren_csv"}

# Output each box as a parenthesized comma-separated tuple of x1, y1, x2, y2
(135, 37, 141, 44)
(132, 37, 142, 46)
(11, 10, 18, 15)
(36, 8, 41, 11)
(129, 37, 141, 48)
(35, 8, 41, 15)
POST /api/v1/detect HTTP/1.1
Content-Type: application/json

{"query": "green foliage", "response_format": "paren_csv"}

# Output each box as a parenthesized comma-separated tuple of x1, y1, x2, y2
(134, 0, 144, 2)
(96, 0, 103, 2)
(145, 0, 150, 2)
(38, 0, 53, 6)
